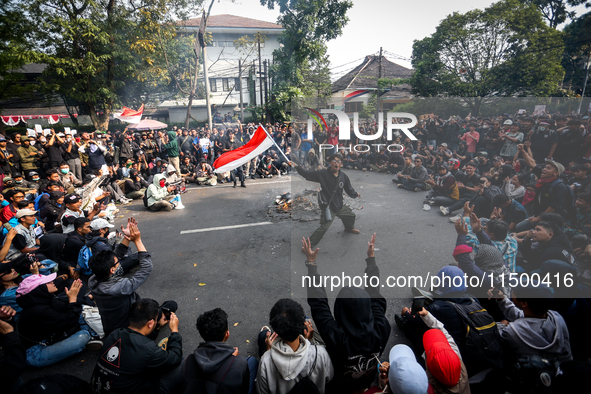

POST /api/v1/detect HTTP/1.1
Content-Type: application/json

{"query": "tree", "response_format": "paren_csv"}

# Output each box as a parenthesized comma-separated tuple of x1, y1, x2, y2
(261, 0, 352, 88)
(562, 11, 591, 95)
(24, 0, 202, 130)
(519, 0, 589, 29)
(0, 0, 36, 103)
(411, 0, 565, 114)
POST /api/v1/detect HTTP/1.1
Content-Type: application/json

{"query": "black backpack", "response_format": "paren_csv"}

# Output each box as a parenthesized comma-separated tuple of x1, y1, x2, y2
(446, 298, 503, 371)
(288, 345, 319, 394)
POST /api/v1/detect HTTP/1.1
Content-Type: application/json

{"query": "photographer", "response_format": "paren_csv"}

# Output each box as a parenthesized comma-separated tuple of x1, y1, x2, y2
(146, 174, 177, 211)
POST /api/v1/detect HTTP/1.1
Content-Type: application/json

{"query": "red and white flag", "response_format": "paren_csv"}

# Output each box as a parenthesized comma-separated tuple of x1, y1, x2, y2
(113, 104, 144, 124)
(213, 126, 274, 173)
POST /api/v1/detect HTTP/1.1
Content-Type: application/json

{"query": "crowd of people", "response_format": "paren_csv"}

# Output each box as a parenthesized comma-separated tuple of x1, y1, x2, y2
(0, 110, 590, 394)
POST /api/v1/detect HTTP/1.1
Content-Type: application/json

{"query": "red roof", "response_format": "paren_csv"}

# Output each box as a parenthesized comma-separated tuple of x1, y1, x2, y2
(180, 14, 282, 29)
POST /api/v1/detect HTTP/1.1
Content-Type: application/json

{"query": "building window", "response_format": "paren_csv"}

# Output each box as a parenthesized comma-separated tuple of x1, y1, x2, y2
(345, 102, 363, 113)
(219, 41, 234, 47)
(242, 78, 248, 90)
(210, 79, 217, 92)
(222, 78, 230, 91)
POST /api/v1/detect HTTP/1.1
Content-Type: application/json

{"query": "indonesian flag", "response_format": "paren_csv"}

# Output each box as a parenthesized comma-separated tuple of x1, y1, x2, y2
(213, 126, 274, 173)
(113, 104, 144, 124)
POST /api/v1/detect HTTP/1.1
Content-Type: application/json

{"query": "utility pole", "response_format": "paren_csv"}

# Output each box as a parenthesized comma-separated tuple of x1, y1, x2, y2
(238, 60, 244, 122)
(577, 54, 590, 115)
(258, 40, 264, 121)
(376, 47, 382, 122)
(252, 60, 256, 106)
(264, 60, 269, 122)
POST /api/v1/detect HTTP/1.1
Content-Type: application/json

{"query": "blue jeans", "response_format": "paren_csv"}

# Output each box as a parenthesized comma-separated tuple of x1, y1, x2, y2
(401, 179, 425, 191)
(25, 314, 95, 368)
(247, 356, 258, 394)
(515, 219, 536, 233)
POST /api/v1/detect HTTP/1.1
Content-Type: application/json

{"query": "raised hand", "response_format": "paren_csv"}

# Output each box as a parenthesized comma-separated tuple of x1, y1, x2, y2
(367, 233, 376, 258)
(121, 217, 138, 238)
(469, 213, 482, 233)
(65, 279, 82, 302)
(301, 237, 319, 262)
(455, 219, 469, 235)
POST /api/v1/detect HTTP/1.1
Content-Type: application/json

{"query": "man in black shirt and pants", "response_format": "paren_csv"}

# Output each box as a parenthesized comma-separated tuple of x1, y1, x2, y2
(292, 153, 361, 248)
(223, 132, 246, 188)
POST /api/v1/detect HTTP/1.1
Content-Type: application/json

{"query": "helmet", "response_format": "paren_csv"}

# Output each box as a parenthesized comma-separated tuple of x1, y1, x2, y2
(448, 158, 460, 171)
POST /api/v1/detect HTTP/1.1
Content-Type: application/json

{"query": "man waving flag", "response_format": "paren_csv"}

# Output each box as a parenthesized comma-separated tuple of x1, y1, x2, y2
(213, 125, 275, 173)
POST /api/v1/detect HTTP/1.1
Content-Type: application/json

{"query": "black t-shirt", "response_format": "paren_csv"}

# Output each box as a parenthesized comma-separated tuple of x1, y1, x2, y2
(530, 129, 559, 160)
(532, 166, 573, 218)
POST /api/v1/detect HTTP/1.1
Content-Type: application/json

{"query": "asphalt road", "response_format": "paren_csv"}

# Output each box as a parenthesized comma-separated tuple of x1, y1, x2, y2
(19, 169, 458, 382)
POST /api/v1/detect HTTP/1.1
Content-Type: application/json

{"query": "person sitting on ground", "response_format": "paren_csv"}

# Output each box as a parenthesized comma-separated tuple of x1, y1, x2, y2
(60, 193, 100, 234)
(369, 344, 428, 394)
(16, 271, 102, 367)
(491, 193, 528, 232)
(124, 169, 149, 200)
(397, 157, 429, 191)
(257, 298, 333, 394)
(11, 172, 38, 199)
(519, 220, 575, 273)
(391, 156, 414, 184)
(0, 305, 26, 392)
(34, 180, 63, 212)
(146, 174, 177, 211)
(182, 308, 257, 394)
(179, 156, 197, 184)
(4, 209, 40, 261)
(0, 189, 24, 224)
(302, 234, 389, 393)
(195, 158, 217, 186)
(304, 149, 321, 170)
(88, 220, 176, 339)
(91, 298, 183, 394)
(564, 192, 591, 242)
(40, 191, 65, 232)
(502, 173, 527, 203)
(418, 309, 470, 394)
(58, 162, 82, 193)
(61, 217, 92, 272)
(424, 163, 459, 207)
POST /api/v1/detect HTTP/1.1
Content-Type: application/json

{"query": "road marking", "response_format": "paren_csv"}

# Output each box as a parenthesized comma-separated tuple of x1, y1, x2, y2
(180, 221, 273, 235)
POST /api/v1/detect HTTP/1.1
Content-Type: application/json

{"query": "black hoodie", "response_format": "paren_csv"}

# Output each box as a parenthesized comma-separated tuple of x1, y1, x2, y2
(182, 341, 250, 394)
(16, 285, 82, 348)
(306, 257, 390, 391)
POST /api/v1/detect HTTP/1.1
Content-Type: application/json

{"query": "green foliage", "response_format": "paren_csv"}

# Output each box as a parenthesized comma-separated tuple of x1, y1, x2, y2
(0, 0, 37, 103)
(411, 0, 565, 114)
(562, 11, 591, 96)
(261, 0, 352, 101)
(518, 0, 588, 28)
(23, 0, 203, 129)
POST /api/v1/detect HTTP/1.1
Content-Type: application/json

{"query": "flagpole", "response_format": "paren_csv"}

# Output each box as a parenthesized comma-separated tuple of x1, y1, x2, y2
(259, 123, 291, 163)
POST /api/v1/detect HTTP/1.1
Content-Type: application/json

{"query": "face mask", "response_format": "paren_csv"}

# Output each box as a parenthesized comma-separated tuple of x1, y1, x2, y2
(159, 179, 166, 188)
(60, 169, 69, 174)
(539, 127, 546, 132)
(15, 180, 22, 184)
(39, 138, 46, 143)
(32, 177, 39, 182)
(111, 262, 124, 279)
(30, 141, 36, 146)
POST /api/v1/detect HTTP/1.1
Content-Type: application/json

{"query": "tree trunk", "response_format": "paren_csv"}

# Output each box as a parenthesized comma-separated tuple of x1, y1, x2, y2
(89, 104, 111, 131)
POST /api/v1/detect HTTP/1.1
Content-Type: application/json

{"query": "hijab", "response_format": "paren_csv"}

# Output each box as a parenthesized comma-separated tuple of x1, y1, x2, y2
(36, 233, 66, 263)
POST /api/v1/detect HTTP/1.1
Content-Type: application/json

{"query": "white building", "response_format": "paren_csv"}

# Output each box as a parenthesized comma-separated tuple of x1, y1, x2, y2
(162, 14, 284, 123)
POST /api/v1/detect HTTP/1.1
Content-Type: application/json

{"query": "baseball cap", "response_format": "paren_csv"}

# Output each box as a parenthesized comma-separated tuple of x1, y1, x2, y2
(16, 273, 57, 297)
(423, 328, 462, 387)
(0, 260, 15, 276)
(20, 136, 29, 142)
(65, 194, 81, 204)
(440, 143, 448, 147)
(15, 209, 37, 219)
(503, 119, 513, 125)
(90, 218, 115, 231)
(0, 135, 6, 142)
(388, 345, 429, 394)
(545, 159, 565, 176)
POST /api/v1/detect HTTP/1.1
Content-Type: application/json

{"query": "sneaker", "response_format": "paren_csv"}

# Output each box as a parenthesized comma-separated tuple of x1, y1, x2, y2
(429, 199, 436, 205)
(394, 314, 407, 331)
(362, 168, 367, 172)
(158, 337, 168, 351)
(260, 325, 270, 332)
(397, 184, 404, 188)
(439, 206, 449, 216)
(423, 199, 430, 204)
(449, 214, 463, 223)
(86, 339, 103, 351)
(423, 204, 431, 211)
(414, 187, 422, 192)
